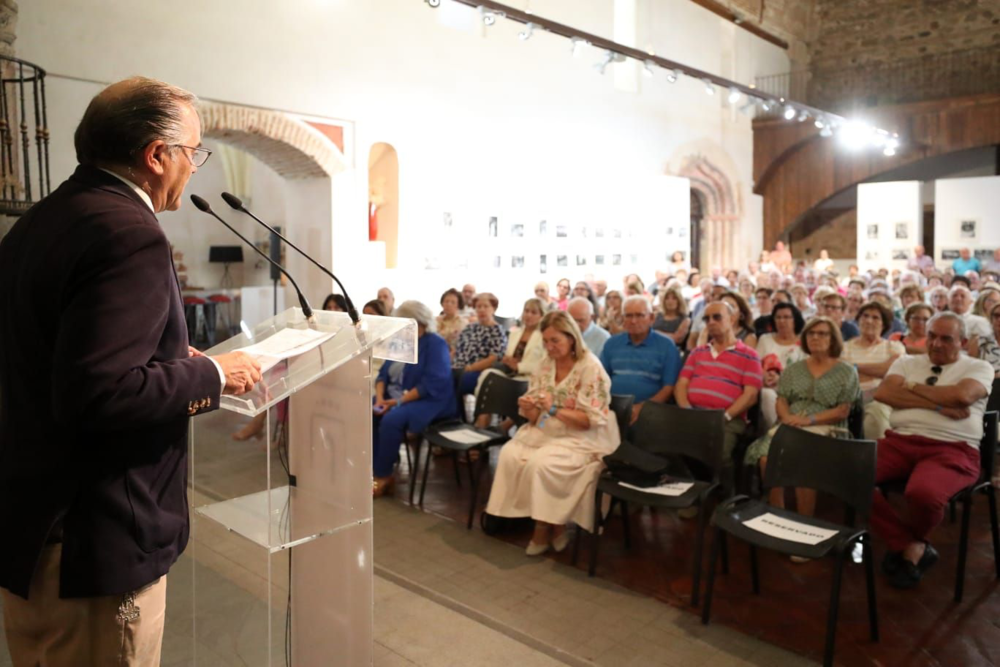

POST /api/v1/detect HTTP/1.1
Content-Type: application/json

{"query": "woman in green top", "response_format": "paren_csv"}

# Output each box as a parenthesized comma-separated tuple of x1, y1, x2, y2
(744, 316, 860, 519)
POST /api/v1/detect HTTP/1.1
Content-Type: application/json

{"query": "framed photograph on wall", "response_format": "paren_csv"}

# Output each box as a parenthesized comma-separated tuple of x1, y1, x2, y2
(895, 223, 908, 240)
(488, 216, 498, 238)
(866, 224, 878, 239)
(891, 249, 908, 260)
(556, 225, 568, 238)
(975, 249, 992, 261)
(576, 254, 587, 266)
(556, 254, 568, 267)
(595, 254, 605, 265)
(511, 223, 524, 238)
(493, 255, 502, 268)
(961, 220, 977, 239)
(865, 250, 878, 261)
(511, 255, 525, 268)
(941, 249, 961, 260)
(538, 220, 548, 237)
(612, 254, 622, 266)
(539, 254, 548, 273)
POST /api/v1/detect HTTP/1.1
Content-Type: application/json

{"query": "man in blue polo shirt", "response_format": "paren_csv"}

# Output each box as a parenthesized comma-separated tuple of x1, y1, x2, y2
(601, 295, 682, 423)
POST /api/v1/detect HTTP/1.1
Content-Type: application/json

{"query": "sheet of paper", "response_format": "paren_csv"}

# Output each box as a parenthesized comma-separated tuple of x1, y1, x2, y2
(438, 429, 495, 445)
(236, 328, 336, 372)
(742, 512, 839, 545)
(618, 481, 693, 496)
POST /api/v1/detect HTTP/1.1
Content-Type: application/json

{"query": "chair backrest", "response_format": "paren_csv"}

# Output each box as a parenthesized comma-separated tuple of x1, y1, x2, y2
(978, 411, 998, 485)
(847, 400, 864, 440)
(475, 373, 528, 424)
(765, 425, 877, 518)
(609, 394, 635, 441)
(628, 402, 725, 474)
(987, 380, 1000, 413)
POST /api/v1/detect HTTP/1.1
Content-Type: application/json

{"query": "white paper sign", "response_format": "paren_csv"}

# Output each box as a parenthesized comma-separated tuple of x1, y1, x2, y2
(742, 512, 838, 545)
(618, 481, 694, 496)
(438, 429, 495, 445)
(237, 328, 336, 373)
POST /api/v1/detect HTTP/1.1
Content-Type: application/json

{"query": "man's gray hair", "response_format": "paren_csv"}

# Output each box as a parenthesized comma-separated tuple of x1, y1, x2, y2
(623, 294, 651, 313)
(927, 311, 967, 340)
(395, 300, 435, 331)
(949, 284, 971, 296)
(707, 300, 736, 315)
(74, 76, 199, 167)
(568, 296, 594, 316)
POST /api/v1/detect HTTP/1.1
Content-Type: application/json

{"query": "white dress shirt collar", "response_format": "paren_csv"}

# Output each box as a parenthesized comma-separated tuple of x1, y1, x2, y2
(99, 168, 154, 212)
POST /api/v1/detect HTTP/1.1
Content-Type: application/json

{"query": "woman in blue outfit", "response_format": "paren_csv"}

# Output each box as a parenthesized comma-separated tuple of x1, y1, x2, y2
(373, 300, 457, 496)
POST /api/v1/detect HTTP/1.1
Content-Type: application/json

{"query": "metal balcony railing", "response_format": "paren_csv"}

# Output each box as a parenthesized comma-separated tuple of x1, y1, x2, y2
(0, 56, 49, 216)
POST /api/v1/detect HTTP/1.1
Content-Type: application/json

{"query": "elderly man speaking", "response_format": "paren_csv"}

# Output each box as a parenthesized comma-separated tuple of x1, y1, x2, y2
(600, 295, 682, 423)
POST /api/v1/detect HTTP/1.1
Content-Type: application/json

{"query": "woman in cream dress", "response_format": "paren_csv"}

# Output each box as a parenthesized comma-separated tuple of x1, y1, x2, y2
(485, 310, 620, 555)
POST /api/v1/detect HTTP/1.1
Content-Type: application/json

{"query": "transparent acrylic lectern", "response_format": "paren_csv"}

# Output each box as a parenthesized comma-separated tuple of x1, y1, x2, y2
(186, 308, 416, 666)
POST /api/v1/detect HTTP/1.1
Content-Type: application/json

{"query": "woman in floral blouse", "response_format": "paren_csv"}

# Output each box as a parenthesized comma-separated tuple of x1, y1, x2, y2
(485, 310, 620, 556)
(453, 292, 508, 396)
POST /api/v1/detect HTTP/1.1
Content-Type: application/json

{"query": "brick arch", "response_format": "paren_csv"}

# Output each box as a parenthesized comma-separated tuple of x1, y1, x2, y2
(675, 155, 742, 271)
(198, 102, 347, 179)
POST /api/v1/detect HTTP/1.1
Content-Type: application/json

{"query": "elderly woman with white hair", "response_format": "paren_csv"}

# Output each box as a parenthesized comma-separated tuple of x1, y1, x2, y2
(485, 310, 619, 555)
(372, 300, 457, 496)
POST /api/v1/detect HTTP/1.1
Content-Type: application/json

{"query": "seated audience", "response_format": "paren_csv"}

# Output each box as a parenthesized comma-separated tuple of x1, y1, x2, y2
(752, 287, 775, 336)
(453, 292, 508, 396)
(791, 285, 815, 319)
(845, 291, 864, 325)
(687, 281, 729, 349)
(870, 291, 907, 337)
(599, 289, 625, 335)
(485, 311, 619, 555)
(755, 302, 806, 428)
(377, 286, 396, 316)
(871, 313, 993, 588)
(573, 281, 600, 316)
(534, 281, 554, 309)
(676, 301, 763, 490)
(949, 284, 991, 341)
(929, 285, 949, 314)
(952, 247, 981, 276)
(436, 288, 467, 358)
(363, 299, 386, 316)
(842, 301, 905, 440)
(774, 288, 793, 305)
(897, 284, 924, 316)
(973, 301, 1000, 375)
(554, 278, 571, 311)
(372, 301, 457, 496)
(323, 293, 347, 312)
(822, 293, 860, 342)
(745, 317, 858, 529)
(973, 286, 1000, 319)
(652, 285, 690, 348)
(891, 303, 933, 354)
(568, 297, 610, 357)
(601, 295, 682, 422)
(694, 291, 757, 349)
(460, 283, 478, 321)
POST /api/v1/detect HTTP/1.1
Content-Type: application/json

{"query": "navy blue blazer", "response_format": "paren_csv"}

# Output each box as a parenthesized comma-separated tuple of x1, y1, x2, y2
(0, 165, 221, 599)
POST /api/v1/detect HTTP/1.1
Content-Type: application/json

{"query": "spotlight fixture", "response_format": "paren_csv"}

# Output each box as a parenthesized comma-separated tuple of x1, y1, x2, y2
(701, 78, 715, 95)
(570, 36, 589, 57)
(819, 125, 834, 138)
(760, 100, 772, 112)
(666, 68, 681, 83)
(883, 147, 897, 157)
(643, 60, 655, 78)
(838, 120, 874, 151)
(424, 0, 441, 6)
(783, 105, 796, 120)
(797, 110, 810, 122)
(814, 116, 825, 129)
(727, 87, 742, 104)
(479, 6, 503, 25)
(594, 50, 624, 75)
(739, 98, 756, 114)
(518, 22, 536, 40)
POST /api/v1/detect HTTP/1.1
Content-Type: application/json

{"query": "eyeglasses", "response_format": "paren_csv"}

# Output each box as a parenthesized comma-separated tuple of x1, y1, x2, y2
(926, 365, 943, 386)
(824, 304, 844, 311)
(806, 330, 831, 337)
(701, 313, 726, 323)
(172, 144, 212, 167)
(623, 313, 649, 319)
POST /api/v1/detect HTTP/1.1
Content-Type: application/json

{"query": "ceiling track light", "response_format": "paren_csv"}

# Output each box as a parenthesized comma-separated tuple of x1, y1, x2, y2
(518, 22, 536, 40)
(570, 36, 589, 57)
(479, 6, 504, 25)
(424, 0, 441, 6)
(739, 98, 756, 114)
(643, 59, 655, 78)
(594, 50, 624, 74)
(819, 125, 834, 138)
(701, 78, 715, 95)
(760, 100, 772, 112)
(666, 68, 681, 83)
(783, 105, 796, 120)
(727, 87, 742, 104)
(797, 110, 810, 122)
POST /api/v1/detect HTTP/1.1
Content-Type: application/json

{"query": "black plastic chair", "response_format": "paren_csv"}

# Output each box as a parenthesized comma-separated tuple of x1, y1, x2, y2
(878, 410, 1000, 602)
(588, 403, 727, 607)
(419, 373, 528, 528)
(701, 425, 879, 667)
(987, 379, 1000, 413)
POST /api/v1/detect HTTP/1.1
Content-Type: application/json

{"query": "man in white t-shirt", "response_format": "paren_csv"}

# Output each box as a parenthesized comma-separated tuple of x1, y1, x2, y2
(871, 312, 993, 589)
(948, 284, 990, 342)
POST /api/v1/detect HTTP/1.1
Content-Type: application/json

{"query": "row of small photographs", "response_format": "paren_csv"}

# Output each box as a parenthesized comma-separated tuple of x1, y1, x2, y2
(866, 220, 979, 241)
(865, 249, 911, 261)
(483, 217, 687, 239)
(495, 254, 642, 271)
(864, 248, 989, 262)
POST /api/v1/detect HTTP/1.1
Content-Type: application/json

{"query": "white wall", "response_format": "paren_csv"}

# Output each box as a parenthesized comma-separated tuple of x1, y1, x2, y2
(18, 0, 789, 316)
(856, 181, 922, 272)
(935, 176, 1000, 266)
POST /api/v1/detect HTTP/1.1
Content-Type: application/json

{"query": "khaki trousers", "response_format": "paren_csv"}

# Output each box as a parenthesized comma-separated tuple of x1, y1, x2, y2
(1, 545, 167, 667)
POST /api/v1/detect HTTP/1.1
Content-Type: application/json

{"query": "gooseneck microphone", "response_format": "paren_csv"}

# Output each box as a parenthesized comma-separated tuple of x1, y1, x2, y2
(190, 194, 314, 321)
(221, 192, 360, 325)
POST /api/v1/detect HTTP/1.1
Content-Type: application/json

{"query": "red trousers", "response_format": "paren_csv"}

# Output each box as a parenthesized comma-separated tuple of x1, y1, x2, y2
(870, 430, 980, 552)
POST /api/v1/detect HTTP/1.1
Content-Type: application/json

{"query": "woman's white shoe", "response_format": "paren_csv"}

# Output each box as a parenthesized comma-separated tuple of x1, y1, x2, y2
(525, 541, 550, 556)
(551, 531, 570, 553)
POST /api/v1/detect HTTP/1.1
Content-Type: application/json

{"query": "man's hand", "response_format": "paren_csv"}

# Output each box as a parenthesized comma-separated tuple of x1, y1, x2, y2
(940, 406, 970, 420)
(188, 346, 205, 358)
(213, 351, 263, 396)
(763, 370, 780, 389)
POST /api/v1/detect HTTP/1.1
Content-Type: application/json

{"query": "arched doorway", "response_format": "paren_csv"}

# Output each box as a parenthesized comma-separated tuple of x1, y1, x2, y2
(690, 190, 706, 272)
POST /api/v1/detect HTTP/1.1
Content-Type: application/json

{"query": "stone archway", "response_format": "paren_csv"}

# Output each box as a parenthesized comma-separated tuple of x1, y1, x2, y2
(675, 155, 742, 272)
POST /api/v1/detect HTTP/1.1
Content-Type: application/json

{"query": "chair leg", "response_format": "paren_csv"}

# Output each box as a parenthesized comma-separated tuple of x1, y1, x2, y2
(749, 544, 760, 594)
(466, 449, 482, 530)
(621, 500, 632, 550)
(690, 503, 707, 608)
(589, 489, 603, 577)
(823, 553, 847, 667)
(408, 439, 420, 506)
(419, 440, 434, 507)
(720, 531, 730, 574)
(955, 493, 973, 603)
(451, 451, 462, 488)
(701, 527, 723, 625)
(949, 499, 957, 524)
(988, 487, 1000, 578)
(862, 536, 879, 642)
(572, 525, 581, 566)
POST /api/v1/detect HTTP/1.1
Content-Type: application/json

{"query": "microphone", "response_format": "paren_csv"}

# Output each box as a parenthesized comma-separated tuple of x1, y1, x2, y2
(221, 192, 361, 325)
(189, 194, 314, 321)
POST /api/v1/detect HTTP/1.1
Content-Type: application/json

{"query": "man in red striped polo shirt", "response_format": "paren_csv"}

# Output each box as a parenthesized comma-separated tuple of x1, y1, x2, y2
(676, 301, 763, 491)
